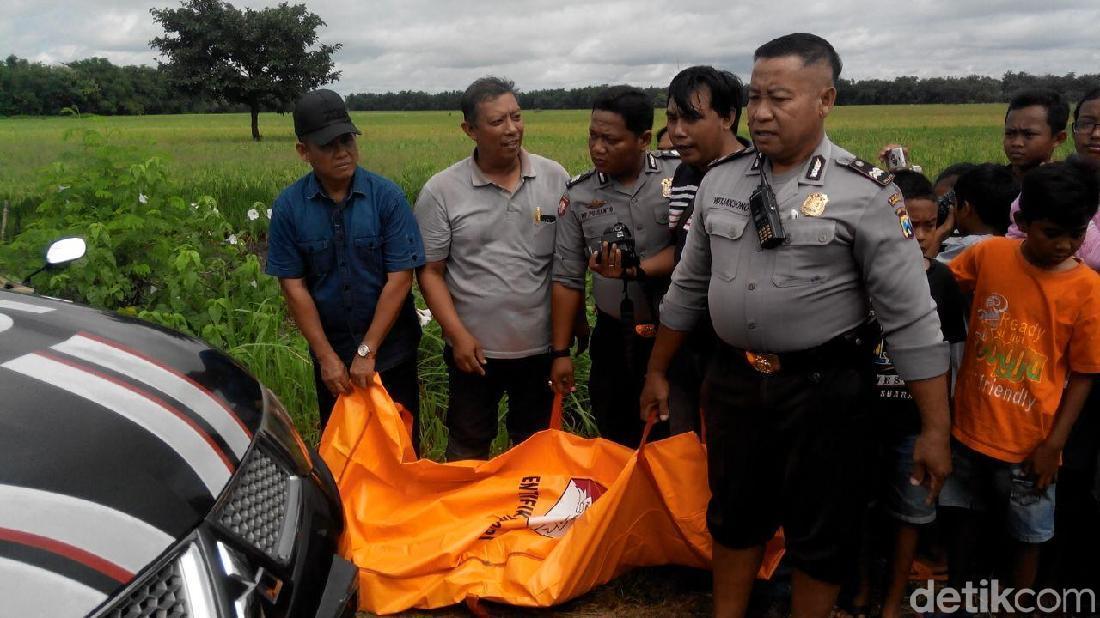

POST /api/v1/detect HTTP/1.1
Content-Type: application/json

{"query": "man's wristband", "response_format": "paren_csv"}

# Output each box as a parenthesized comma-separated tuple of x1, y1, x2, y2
(550, 348, 572, 359)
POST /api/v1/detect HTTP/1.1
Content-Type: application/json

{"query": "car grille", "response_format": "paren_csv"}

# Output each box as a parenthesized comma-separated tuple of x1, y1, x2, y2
(103, 559, 189, 618)
(218, 446, 290, 559)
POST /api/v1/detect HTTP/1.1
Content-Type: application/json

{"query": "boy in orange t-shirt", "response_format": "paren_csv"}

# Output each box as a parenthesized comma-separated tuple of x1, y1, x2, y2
(942, 158, 1100, 589)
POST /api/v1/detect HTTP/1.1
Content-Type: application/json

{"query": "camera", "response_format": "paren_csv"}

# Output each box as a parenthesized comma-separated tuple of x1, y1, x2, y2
(886, 147, 908, 172)
(594, 222, 639, 268)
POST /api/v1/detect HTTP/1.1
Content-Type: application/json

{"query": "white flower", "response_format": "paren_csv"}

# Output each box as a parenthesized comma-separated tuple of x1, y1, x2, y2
(250, 280, 257, 288)
(416, 308, 433, 327)
(266, 209, 273, 220)
(149, 285, 158, 294)
(190, 202, 198, 210)
(57, 185, 70, 192)
(247, 208, 260, 221)
(138, 193, 148, 204)
(227, 234, 238, 245)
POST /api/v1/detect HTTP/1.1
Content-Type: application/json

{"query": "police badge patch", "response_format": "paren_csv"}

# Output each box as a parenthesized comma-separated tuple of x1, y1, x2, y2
(801, 192, 828, 216)
(558, 194, 569, 216)
(661, 177, 672, 198)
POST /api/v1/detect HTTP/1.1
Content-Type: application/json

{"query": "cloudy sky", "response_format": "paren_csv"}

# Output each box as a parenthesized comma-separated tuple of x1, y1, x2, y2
(4, 0, 1098, 93)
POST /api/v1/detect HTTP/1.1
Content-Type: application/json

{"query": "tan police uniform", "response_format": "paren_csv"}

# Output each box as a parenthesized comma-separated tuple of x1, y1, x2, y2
(554, 151, 679, 445)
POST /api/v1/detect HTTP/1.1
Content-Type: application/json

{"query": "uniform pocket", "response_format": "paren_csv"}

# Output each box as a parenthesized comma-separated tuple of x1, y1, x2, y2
(705, 212, 748, 281)
(353, 235, 381, 259)
(772, 220, 838, 288)
(298, 239, 335, 278)
(531, 220, 556, 258)
(654, 203, 670, 227)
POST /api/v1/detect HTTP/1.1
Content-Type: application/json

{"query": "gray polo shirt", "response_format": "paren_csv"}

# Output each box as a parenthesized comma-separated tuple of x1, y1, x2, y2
(415, 149, 570, 358)
(661, 136, 948, 381)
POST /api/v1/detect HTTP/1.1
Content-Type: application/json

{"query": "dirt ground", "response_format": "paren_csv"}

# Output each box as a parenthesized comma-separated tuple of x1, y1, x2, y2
(358, 565, 926, 617)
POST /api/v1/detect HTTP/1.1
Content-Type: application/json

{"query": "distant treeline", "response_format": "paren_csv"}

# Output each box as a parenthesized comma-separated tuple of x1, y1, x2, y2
(2, 53, 1098, 117)
(347, 73, 1100, 111)
(0, 55, 249, 116)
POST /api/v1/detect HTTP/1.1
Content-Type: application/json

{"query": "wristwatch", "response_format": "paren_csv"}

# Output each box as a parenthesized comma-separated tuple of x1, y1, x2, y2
(356, 343, 375, 358)
(549, 348, 571, 359)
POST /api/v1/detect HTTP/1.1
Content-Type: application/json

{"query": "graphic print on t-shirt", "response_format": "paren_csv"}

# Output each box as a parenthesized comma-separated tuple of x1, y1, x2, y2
(970, 291, 1045, 413)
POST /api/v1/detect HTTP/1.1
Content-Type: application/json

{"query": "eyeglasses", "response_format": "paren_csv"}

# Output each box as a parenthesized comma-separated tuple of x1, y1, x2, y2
(1073, 119, 1100, 135)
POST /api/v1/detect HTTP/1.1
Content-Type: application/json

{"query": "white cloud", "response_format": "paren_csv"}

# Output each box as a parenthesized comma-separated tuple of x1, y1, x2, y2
(2, 0, 1097, 94)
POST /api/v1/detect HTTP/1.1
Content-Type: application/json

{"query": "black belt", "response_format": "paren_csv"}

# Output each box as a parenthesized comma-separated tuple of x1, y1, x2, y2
(721, 320, 879, 375)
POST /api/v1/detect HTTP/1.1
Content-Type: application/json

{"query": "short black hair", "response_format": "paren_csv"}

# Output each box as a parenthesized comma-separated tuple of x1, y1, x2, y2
(1018, 156, 1100, 229)
(592, 85, 654, 137)
(754, 33, 841, 83)
(461, 76, 516, 125)
(1074, 87, 1100, 122)
(892, 169, 935, 202)
(1006, 88, 1069, 135)
(667, 65, 745, 135)
(954, 163, 1020, 234)
(935, 162, 977, 186)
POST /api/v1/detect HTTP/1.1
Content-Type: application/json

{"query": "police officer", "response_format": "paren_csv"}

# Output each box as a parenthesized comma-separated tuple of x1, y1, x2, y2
(640, 34, 952, 618)
(550, 86, 678, 447)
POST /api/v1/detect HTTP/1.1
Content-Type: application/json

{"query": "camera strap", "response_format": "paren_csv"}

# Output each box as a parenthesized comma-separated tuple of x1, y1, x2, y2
(619, 281, 634, 327)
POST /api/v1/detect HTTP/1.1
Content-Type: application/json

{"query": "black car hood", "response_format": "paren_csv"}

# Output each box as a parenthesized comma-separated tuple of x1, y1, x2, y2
(0, 290, 264, 608)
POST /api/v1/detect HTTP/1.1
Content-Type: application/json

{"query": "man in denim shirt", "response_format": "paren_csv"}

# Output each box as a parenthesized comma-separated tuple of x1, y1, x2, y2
(267, 89, 425, 445)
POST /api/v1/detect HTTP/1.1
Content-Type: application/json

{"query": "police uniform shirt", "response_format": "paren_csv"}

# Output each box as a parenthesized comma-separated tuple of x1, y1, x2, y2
(553, 152, 679, 323)
(661, 136, 948, 381)
(415, 149, 570, 359)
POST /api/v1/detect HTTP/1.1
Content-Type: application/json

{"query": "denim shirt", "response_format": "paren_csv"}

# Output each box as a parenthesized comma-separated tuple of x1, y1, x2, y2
(266, 167, 425, 371)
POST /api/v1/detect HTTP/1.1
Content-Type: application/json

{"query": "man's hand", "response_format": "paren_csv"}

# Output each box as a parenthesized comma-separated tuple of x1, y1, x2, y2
(1025, 440, 1061, 490)
(349, 354, 376, 389)
(550, 357, 575, 394)
(639, 371, 670, 422)
(927, 205, 956, 259)
(910, 429, 952, 504)
(451, 331, 487, 376)
(320, 353, 351, 397)
(588, 242, 626, 279)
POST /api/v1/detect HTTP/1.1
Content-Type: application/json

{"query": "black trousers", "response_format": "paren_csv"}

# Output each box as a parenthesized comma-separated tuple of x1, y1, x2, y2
(442, 347, 553, 461)
(666, 319, 717, 436)
(589, 310, 666, 447)
(1049, 378, 1100, 590)
(313, 355, 421, 453)
(702, 341, 875, 584)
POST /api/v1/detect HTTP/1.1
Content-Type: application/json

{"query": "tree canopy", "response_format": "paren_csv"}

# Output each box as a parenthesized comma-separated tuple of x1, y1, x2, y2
(149, 0, 340, 140)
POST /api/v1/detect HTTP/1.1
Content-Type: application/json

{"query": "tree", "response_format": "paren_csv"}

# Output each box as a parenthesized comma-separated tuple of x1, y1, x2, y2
(150, 0, 340, 141)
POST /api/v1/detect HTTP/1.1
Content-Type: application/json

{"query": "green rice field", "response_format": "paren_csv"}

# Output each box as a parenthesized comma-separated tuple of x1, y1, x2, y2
(0, 104, 1072, 455)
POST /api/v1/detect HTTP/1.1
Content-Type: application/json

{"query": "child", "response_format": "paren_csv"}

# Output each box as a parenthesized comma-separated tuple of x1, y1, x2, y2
(941, 158, 1100, 590)
(1003, 88, 1068, 180)
(936, 163, 1018, 263)
(864, 170, 968, 618)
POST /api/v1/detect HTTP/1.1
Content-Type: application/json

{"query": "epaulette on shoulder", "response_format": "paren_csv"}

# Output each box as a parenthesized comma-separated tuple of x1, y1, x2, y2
(653, 149, 680, 159)
(843, 158, 894, 186)
(567, 170, 596, 189)
(709, 145, 756, 168)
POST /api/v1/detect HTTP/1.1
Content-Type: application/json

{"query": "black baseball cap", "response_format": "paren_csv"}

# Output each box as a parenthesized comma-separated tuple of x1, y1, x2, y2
(293, 89, 360, 145)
